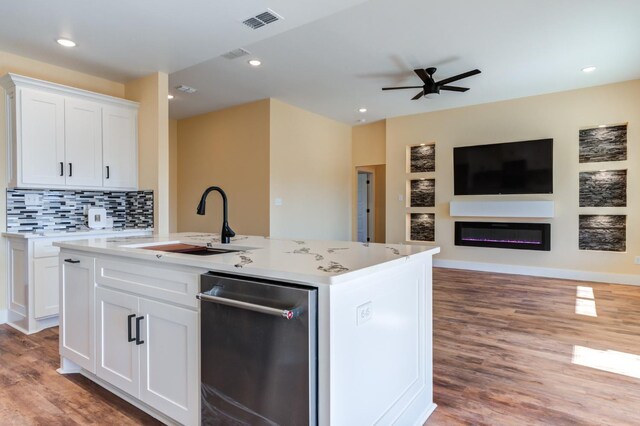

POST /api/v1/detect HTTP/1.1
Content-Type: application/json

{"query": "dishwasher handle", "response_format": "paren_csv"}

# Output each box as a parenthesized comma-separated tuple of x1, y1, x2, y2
(197, 293, 298, 320)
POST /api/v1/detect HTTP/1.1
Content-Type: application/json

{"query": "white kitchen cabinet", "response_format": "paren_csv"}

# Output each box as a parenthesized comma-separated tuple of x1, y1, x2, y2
(139, 298, 198, 425)
(33, 256, 59, 318)
(3, 229, 152, 335)
(102, 106, 137, 189)
(0, 73, 139, 190)
(17, 88, 66, 187)
(96, 286, 139, 396)
(95, 286, 198, 426)
(60, 253, 95, 373)
(64, 98, 103, 187)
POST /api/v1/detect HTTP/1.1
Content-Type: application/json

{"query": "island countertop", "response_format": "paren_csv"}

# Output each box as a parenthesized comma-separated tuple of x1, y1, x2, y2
(54, 232, 440, 285)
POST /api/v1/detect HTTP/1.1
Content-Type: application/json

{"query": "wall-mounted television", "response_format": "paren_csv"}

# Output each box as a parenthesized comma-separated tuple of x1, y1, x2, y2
(453, 139, 553, 195)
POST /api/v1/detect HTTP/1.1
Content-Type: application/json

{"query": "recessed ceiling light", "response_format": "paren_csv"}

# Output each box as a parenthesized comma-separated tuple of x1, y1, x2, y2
(56, 38, 76, 47)
(358, 108, 367, 113)
(167, 94, 174, 100)
(248, 59, 262, 67)
(582, 66, 596, 73)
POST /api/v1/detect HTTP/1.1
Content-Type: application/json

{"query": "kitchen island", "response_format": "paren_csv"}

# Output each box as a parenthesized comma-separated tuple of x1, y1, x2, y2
(55, 232, 439, 426)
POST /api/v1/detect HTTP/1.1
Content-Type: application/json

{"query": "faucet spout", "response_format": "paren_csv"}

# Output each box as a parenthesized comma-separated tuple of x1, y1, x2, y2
(196, 186, 236, 244)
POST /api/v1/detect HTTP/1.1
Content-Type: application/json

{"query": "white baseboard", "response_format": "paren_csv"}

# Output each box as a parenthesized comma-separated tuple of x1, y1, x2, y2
(0, 309, 7, 324)
(434, 259, 640, 286)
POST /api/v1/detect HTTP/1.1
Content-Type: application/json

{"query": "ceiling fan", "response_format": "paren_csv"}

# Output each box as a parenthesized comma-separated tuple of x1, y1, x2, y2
(382, 67, 481, 100)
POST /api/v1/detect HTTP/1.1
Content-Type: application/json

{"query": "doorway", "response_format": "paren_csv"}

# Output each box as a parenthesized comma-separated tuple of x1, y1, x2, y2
(357, 171, 374, 243)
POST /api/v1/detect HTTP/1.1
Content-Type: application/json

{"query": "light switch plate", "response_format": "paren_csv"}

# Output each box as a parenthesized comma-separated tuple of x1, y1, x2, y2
(635, 256, 640, 265)
(274, 198, 283, 206)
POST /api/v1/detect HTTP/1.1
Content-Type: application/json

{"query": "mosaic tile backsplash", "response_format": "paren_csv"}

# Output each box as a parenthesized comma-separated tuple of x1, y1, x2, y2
(7, 189, 154, 233)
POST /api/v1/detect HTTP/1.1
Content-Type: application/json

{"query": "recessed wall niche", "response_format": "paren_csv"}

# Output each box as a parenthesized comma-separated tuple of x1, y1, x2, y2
(579, 215, 626, 252)
(409, 213, 435, 242)
(409, 144, 435, 173)
(410, 179, 435, 207)
(579, 170, 627, 207)
(579, 124, 627, 163)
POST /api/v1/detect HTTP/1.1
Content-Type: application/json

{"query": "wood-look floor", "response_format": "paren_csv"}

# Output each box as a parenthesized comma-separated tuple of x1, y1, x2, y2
(1, 268, 639, 425)
(427, 268, 640, 426)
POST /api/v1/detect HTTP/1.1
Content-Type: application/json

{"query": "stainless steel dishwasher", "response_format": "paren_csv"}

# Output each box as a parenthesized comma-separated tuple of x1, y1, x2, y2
(198, 272, 317, 426)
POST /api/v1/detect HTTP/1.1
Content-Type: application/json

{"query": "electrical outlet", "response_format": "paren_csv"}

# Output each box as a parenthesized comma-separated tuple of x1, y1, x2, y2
(398, 194, 404, 202)
(24, 193, 41, 206)
(356, 301, 373, 325)
(635, 256, 640, 265)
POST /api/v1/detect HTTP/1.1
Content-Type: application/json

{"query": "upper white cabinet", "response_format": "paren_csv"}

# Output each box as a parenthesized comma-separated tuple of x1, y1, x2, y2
(0, 73, 139, 190)
(102, 106, 138, 189)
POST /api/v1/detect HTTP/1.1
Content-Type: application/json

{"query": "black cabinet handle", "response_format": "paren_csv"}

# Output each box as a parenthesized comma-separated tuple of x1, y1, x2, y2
(135, 316, 144, 345)
(127, 314, 136, 342)
(68, 163, 73, 177)
(59, 162, 64, 177)
(64, 258, 80, 264)
(106, 165, 110, 179)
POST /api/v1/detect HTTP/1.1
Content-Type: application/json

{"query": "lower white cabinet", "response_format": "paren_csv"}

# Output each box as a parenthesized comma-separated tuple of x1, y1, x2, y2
(34, 256, 60, 318)
(96, 286, 199, 425)
(60, 254, 95, 373)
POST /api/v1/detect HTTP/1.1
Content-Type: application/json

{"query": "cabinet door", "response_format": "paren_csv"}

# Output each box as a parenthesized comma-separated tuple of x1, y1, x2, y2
(18, 88, 65, 186)
(96, 287, 140, 397)
(64, 98, 103, 187)
(139, 298, 198, 425)
(102, 106, 137, 189)
(60, 254, 95, 372)
(34, 256, 59, 318)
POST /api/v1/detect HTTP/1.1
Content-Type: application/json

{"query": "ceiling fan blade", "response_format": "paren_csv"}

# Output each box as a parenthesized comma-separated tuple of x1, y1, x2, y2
(440, 85, 470, 92)
(411, 91, 424, 100)
(414, 69, 433, 84)
(382, 86, 423, 91)
(436, 69, 481, 86)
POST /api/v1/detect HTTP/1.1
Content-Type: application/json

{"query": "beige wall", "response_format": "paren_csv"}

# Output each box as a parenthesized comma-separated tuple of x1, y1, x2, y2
(169, 118, 178, 233)
(177, 99, 270, 236)
(352, 120, 386, 241)
(125, 72, 169, 234)
(270, 99, 352, 240)
(0, 50, 125, 315)
(387, 80, 640, 277)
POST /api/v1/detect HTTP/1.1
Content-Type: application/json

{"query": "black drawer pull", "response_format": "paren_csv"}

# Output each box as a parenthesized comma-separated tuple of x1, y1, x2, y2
(135, 316, 144, 345)
(68, 163, 73, 177)
(64, 258, 80, 264)
(106, 165, 110, 179)
(127, 314, 136, 342)
(59, 162, 64, 177)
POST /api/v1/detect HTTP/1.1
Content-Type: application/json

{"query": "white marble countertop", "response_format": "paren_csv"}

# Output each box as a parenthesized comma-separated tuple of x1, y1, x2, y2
(2, 228, 153, 239)
(54, 232, 440, 285)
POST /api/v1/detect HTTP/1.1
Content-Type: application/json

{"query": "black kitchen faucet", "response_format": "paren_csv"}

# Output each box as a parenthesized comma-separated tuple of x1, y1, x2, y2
(196, 186, 235, 244)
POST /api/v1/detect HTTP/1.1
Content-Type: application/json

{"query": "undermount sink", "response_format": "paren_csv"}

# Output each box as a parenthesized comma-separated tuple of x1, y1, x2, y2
(140, 243, 240, 256)
(122, 241, 247, 256)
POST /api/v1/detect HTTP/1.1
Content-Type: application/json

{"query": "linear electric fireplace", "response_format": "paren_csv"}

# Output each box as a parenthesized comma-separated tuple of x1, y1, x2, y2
(455, 221, 551, 251)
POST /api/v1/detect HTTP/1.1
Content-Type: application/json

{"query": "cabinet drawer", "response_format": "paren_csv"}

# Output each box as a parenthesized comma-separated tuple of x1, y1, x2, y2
(95, 259, 199, 308)
(34, 240, 60, 258)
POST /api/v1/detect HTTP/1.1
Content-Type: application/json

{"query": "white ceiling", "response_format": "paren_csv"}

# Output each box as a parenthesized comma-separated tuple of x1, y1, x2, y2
(3, 0, 640, 124)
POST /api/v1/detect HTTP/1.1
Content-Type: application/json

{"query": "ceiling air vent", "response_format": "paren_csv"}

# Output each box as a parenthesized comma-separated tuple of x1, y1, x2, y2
(242, 9, 283, 30)
(176, 85, 197, 94)
(222, 48, 251, 60)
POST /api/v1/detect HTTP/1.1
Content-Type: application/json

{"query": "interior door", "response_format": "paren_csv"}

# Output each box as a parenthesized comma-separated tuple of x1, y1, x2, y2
(139, 298, 198, 426)
(19, 88, 65, 186)
(96, 287, 140, 397)
(357, 172, 370, 242)
(64, 98, 103, 187)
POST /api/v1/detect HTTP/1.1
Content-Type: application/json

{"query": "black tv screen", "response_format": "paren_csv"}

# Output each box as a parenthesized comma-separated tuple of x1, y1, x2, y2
(454, 139, 553, 195)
